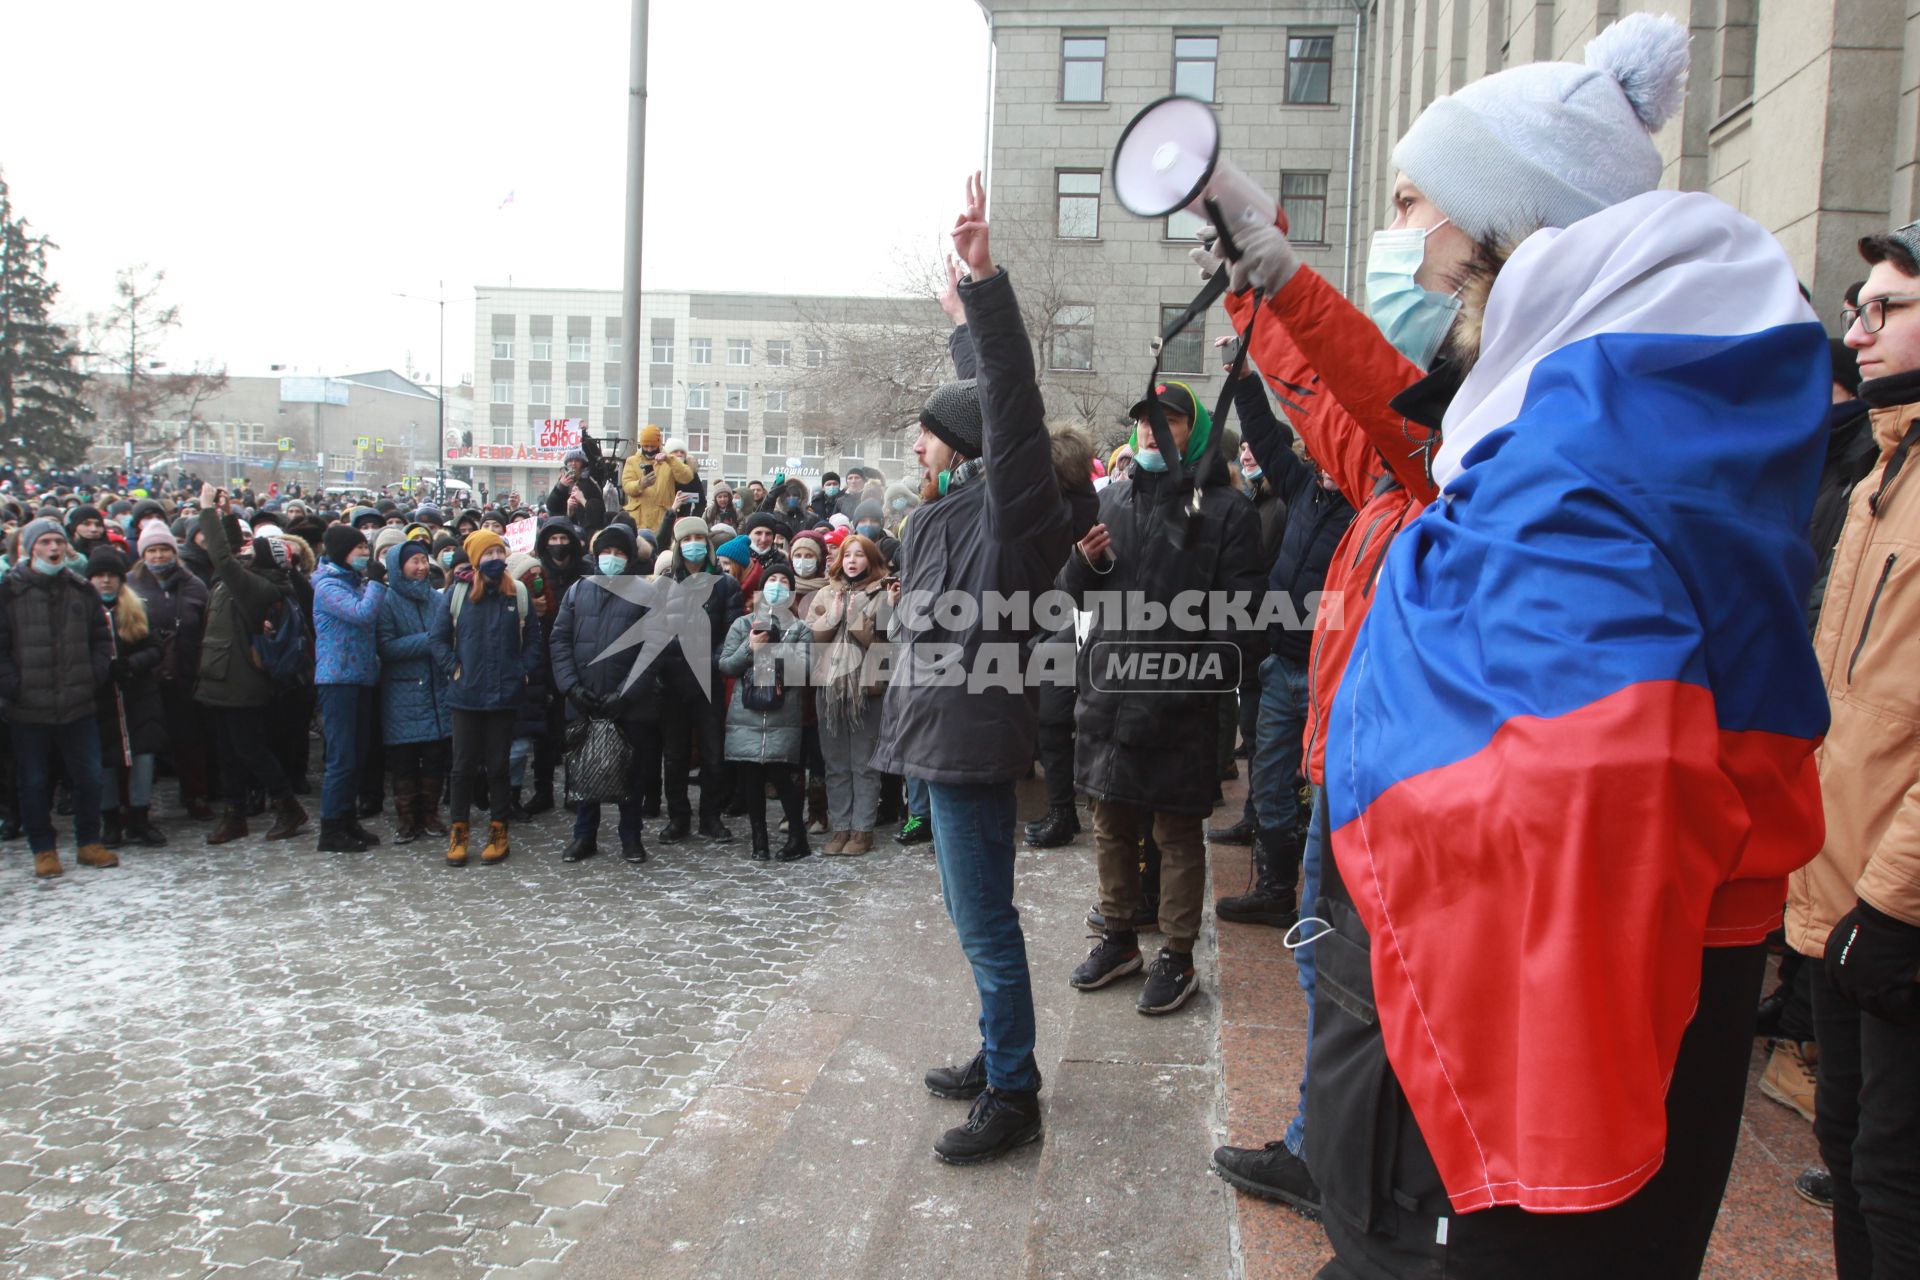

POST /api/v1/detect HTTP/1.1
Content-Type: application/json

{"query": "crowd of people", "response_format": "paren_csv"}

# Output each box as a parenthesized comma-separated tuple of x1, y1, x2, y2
(7, 14, 1916, 1278)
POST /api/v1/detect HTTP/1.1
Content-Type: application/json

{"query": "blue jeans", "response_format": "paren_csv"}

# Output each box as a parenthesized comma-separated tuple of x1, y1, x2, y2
(927, 779, 1040, 1092)
(317, 684, 375, 820)
(906, 774, 929, 820)
(1251, 654, 1310, 836)
(1284, 787, 1327, 1158)
(13, 718, 103, 851)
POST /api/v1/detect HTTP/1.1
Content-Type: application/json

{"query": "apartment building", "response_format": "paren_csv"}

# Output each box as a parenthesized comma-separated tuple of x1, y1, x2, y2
(471, 287, 942, 501)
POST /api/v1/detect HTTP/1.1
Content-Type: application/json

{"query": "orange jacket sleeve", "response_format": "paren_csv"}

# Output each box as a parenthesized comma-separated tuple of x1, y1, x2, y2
(1225, 268, 1437, 505)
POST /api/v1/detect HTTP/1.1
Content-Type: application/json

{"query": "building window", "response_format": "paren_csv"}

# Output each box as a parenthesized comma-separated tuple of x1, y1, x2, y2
(1061, 35, 1106, 102)
(1159, 306, 1205, 374)
(766, 340, 791, 367)
(1056, 171, 1101, 238)
(490, 429, 511, 447)
(569, 336, 591, 361)
(724, 423, 748, 453)
(727, 338, 752, 366)
(651, 336, 673, 363)
(650, 385, 673, 410)
(686, 384, 710, 410)
(1715, 0, 1757, 114)
(567, 381, 589, 406)
(1174, 35, 1219, 101)
(530, 337, 552, 361)
(763, 426, 784, 456)
(492, 379, 513, 404)
(689, 337, 712, 364)
(880, 435, 902, 462)
(725, 384, 749, 411)
(843, 438, 863, 460)
(688, 424, 710, 452)
(1165, 208, 1208, 242)
(606, 385, 621, 408)
(805, 342, 826, 368)
(801, 430, 825, 458)
(1280, 172, 1329, 243)
(529, 380, 551, 404)
(607, 340, 622, 362)
(1286, 31, 1334, 104)
(492, 338, 514, 360)
(1048, 305, 1094, 371)
(765, 388, 789, 412)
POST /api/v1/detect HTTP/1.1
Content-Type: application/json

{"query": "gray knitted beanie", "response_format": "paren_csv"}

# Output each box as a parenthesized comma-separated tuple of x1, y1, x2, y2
(1391, 13, 1690, 247)
(920, 380, 984, 459)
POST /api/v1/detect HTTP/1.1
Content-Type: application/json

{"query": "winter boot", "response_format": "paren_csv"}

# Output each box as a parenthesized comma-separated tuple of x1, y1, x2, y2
(76, 843, 119, 869)
(345, 816, 382, 847)
(206, 806, 250, 845)
(446, 820, 471, 867)
(749, 805, 771, 861)
(263, 796, 308, 840)
(527, 777, 555, 816)
(806, 777, 829, 834)
(101, 807, 126, 848)
(1206, 814, 1256, 845)
(33, 849, 63, 879)
(933, 1087, 1043, 1165)
(317, 818, 372, 853)
(776, 826, 812, 861)
(389, 778, 419, 844)
(480, 820, 511, 865)
(844, 831, 873, 856)
(126, 806, 169, 847)
(1215, 826, 1302, 929)
(1024, 806, 1078, 849)
(698, 816, 735, 842)
(1760, 1039, 1818, 1123)
(418, 776, 448, 837)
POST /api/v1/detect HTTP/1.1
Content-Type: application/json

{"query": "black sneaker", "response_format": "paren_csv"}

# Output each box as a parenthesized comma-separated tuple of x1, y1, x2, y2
(925, 1050, 988, 1101)
(1794, 1166, 1834, 1210)
(1070, 931, 1143, 990)
(1137, 948, 1197, 1015)
(933, 1087, 1042, 1165)
(1212, 1141, 1321, 1220)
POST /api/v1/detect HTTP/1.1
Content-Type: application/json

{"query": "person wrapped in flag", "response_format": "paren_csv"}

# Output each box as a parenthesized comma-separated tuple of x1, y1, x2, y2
(1203, 14, 1834, 1276)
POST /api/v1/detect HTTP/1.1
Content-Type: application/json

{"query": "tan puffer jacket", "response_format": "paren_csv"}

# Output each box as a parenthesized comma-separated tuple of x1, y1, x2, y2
(1787, 397, 1920, 955)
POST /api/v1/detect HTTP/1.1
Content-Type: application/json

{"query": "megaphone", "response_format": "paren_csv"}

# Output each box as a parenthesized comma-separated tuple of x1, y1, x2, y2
(1112, 95, 1276, 247)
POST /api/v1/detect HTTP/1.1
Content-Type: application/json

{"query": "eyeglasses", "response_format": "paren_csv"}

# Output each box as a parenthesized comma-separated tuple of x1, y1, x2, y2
(1842, 293, 1920, 335)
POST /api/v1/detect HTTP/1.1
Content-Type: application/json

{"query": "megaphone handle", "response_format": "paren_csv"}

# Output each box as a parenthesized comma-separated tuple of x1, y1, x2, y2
(1203, 197, 1242, 261)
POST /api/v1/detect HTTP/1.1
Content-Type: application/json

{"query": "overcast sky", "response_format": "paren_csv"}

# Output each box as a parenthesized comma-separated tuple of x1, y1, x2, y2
(1, 1, 990, 386)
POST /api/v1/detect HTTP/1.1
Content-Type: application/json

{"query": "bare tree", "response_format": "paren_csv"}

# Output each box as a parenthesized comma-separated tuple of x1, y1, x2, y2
(787, 289, 949, 461)
(83, 266, 228, 469)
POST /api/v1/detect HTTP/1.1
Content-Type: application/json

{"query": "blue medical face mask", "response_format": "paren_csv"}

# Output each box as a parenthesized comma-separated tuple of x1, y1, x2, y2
(823, 485, 839, 497)
(596, 554, 627, 575)
(440, 550, 456, 568)
(681, 541, 709, 565)
(857, 523, 881, 540)
(1243, 465, 1263, 482)
(349, 553, 370, 574)
(1365, 220, 1464, 371)
(31, 556, 62, 576)
(98, 588, 118, 603)
(762, 580, 792, 606)
(1133, 447, 1169, 473)
(891, 498, 908, 511)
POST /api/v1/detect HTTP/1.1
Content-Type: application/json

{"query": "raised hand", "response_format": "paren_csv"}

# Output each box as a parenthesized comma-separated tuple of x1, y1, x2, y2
(951, 172, 994, 281)
(938, 254, 966, 325)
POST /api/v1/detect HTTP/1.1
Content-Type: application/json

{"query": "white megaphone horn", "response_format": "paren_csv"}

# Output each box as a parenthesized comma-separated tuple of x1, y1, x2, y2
(1112, 96, 1277, 250)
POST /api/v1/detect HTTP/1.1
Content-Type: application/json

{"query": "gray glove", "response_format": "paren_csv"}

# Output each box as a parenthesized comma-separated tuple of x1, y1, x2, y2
(1187, 222, 1299, 295)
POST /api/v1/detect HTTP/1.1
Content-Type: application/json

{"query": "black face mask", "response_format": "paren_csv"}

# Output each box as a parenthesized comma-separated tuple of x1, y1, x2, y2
(546, 543, 573, 560)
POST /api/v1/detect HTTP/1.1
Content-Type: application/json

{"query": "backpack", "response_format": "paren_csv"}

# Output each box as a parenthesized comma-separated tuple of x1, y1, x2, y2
(249, 591, 310, 689)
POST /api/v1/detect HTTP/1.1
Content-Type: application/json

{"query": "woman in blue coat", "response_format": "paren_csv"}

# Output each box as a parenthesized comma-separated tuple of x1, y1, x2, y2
(376, 539, 452, 843)
(429, 529, 545, 867)
(312, 524, 388, 853)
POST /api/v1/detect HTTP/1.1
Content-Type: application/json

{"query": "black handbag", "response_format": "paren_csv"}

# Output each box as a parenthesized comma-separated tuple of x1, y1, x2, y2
(563, 715, 633, 805)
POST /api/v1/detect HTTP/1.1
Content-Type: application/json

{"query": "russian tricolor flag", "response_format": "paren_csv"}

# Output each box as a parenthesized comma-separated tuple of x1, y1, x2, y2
(1326, 191, 1832, 1214)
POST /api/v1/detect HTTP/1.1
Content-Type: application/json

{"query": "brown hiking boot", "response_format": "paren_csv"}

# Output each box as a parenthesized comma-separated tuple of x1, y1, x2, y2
(844, 831, 873, 855)
(480, 820, 510, 865)
(824, 830, 851, 855)
(206, 806, 249, 845)
(76, 843, 119, 869)
(263, 797, 308, 841)
(1760, 1039, 1817, 1123)
(33, 849, 62, 879)
(418, 777, 448, 837)
(446, 821, 471, 867)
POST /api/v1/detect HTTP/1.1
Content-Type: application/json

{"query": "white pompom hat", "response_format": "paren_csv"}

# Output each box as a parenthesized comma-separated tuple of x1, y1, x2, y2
(1391, 13, 1690, 246)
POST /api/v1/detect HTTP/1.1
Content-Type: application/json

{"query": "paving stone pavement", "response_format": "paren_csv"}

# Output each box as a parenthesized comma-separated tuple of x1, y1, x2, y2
(0, 799, 917, 1279)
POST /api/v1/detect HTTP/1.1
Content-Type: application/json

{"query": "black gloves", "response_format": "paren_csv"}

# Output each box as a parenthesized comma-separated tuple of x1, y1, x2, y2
(1825, 899, 1920, 1025)
(567, 685, 602, 717)
(366, 557, 387, 584)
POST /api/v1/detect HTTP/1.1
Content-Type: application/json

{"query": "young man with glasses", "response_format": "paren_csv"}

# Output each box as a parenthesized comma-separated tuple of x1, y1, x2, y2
(1786, 219, 1920, 1279)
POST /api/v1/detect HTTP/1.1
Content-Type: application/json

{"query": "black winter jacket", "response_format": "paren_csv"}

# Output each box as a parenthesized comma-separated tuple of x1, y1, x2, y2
(97, 623, 166, 764)
(194, 509, 293, 710)
(1060, 452, 1266, 816)
(128, 562, 209, 690)
(1235, 373, 1354, 664)
(1807, 400, 1879, 631)
(551, 570, 663, 726)
(0, 566, 112, 725)
(871, 268, 1085, 785)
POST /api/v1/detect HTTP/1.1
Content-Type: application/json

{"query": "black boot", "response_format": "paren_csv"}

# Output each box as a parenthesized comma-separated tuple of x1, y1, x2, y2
(1024, 806, 1078, 849)
(126, 806, 168, 847)
(934, 1087, 1043, 1165)
(507, 787, 531, 821)
(1206, 814, 1255, 845)
(697, 815, 735, 842)
(346, 817, 382, 847)
(1215, 826, 1301, 928)
(317, 817, 372, 852)
(101, 807, 126, 848)
(659, 815, 690, 844)
(621, 833, 649, 864)
(562, 834, 599, 862)
(749, 806, 771, 861)
(1211, 1141, 1321, 1219)
(527, 778, 555, 816)
(925, 1050, 987, 1100)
